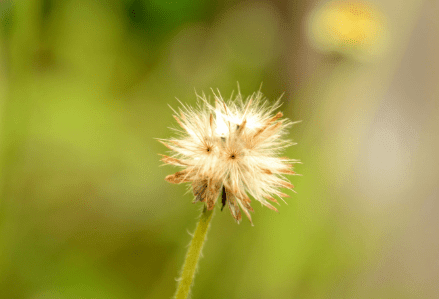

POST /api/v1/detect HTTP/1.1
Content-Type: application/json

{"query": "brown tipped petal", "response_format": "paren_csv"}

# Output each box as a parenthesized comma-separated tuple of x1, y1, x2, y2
(233, 209, 242, 222)
(241, 206, 253, 225)
(160, 155, 188, 166)
(165, 170, 193, 184)
(242, 195, 251, 204)
(252, 119, 283, 142)
(280, 181, 295, 189)
(279, 168, 296, 175)
(263, 202, 279, 213)
(265, 195, 279, 204)
(173, 115, 187, 131)
(158, 140, 175, 150)
(168, 140, 187, 149)
(260, 168, 272, 175)
(276, 192, 290, 198)
(268, 112, 283, 124)
(226, 189, 242, 223)
(205, 180, 222, 210)
(228, 201, 241, 222)
(236, 199, 253, 225)
(236, 119, 247, 135)
(240, 197, 254, 212)
(192, 180, 208, 203)
(261, 112, 283, 130)
(265, 121, 282, 135)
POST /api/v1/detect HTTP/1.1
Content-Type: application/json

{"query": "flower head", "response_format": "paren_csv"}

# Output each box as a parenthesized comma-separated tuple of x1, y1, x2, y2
(159, 89, 300, 224)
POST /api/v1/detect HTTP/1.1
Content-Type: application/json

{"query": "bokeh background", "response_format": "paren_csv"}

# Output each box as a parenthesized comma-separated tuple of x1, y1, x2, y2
(1, 0, 438, 298)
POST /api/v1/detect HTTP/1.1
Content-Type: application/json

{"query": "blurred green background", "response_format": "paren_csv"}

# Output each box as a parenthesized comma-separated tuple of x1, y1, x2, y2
(1, 0, 438, 298)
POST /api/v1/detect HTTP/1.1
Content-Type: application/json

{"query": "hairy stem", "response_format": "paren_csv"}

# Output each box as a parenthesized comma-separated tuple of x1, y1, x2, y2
(174, 206, 214, 299)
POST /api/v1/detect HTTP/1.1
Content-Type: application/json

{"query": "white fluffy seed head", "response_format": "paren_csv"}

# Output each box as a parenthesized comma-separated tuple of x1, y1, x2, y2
(159, 89, 300, 225)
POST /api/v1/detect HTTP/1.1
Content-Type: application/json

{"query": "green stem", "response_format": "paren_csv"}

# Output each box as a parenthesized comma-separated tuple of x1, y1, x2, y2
(174, 206, 214, 299)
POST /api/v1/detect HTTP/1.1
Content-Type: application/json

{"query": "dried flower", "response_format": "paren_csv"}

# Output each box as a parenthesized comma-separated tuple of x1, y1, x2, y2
(159, 89, 300, 224)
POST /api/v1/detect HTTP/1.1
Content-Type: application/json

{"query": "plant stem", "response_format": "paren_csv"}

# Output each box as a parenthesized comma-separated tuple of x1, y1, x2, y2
(174, 205, 214, 299)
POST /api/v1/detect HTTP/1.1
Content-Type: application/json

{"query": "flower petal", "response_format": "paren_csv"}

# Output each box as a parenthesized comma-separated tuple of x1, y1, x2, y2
(205, 179, 222, 210)
(192, 179, 208, 203)
(225, 188, 242, 223)
(165, 169, 194, 184)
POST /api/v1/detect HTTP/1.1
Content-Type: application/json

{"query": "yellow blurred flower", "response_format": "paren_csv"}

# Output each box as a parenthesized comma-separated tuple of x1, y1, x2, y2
(307, 0, 389, 61)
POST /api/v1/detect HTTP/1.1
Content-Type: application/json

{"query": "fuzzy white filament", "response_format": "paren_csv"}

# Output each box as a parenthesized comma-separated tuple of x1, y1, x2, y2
(159, 89, 300, 225)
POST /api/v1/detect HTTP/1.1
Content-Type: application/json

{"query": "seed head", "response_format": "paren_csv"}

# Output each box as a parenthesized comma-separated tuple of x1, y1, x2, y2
(159, 89, 300, 225)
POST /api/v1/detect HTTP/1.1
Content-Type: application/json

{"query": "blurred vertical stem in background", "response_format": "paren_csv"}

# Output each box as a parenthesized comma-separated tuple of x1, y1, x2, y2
(0, 2, 42, 283)
(0, 0, 41, 206)
(174, 206, 214, 299)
